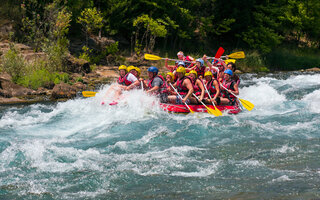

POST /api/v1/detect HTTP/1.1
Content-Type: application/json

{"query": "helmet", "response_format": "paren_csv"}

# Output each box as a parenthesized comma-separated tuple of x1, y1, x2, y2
(127, 65, 136, 73)
(147, 66, 158, 74)
(189, 70, 197, 77)
(177, 61, 185, 67)
(135, 67, 141, 76)
(166, 72, 174, 80)
(176, 66, 186, 75)
(185, 73, 190, 76)
(177, 51, 184, 56)
(224, 69, 233, 76)
(118, 65, 127, 71)
(196, 58, 204, 66)
(204, 71, 213, 77)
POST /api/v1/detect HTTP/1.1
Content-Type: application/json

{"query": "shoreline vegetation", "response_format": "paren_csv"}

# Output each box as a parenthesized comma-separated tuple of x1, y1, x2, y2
(0, 0, 320, 104)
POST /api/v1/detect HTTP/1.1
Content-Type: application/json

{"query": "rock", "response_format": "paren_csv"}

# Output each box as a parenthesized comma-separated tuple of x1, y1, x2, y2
(0, 97, 25, 104)
(0, 72, 12, 81)
(72, 82, 86, 90)
(0, 78, 34, 97)
(51, 82, 77, 99)
(306, 67, 320, 72)
(66, 55, 91, 74)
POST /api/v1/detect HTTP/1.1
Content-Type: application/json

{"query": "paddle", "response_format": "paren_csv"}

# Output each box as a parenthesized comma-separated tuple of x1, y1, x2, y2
(207, 51, 245, 60)
(82, 91, 96, 97)
(169, 83, 194, 114)
(144, 54, 193, 63)
(220, 84, 254, 111)
(202, 82, 223, 116)
(224, 59, 236, 64)
(192, 93, 218, 116)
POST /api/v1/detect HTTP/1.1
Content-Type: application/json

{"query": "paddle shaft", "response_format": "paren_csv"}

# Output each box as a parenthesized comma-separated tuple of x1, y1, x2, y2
(169, 83, 193, 112)
(220, 84, 238, 98)
(203, 81, 218, 107)
(192, 93, 208, 108)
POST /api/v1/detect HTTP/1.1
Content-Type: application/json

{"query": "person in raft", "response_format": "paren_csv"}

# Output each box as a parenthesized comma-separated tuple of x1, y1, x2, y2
(188, 70, 205, 103)
(225, 62, 240, 86)
(202, 71, 221, 105)
(177, 51, 194, 68)
(188, 58, 206, 79)
(167, 66, 195, 104)
(220, 69, 239, 105)
(117, 65, 127, 85)
(163, 72, 177, 95)
(202, 55, 225, 80)
(141, 66, 168, 103)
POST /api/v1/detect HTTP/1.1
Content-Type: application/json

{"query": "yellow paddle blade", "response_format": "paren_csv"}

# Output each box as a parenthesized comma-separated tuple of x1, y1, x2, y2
(188, 107, 195, 114)
(239, 98, 254, 111)
(213, 106, 223, 116)
(225, 59, 236, 64)
(82, 91, 97, 97)
(144, 54, 162, 61)
(228, 51, 245, 59)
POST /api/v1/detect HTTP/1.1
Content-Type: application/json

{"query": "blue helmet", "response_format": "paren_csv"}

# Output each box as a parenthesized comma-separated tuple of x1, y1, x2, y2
(196, 58, 204, 66)
(177, 61, 185, 67)
(148, 66, 159, 74)
(224, 69, 233, 76)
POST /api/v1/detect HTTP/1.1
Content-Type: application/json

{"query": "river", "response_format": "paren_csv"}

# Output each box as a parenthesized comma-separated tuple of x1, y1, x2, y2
(1, 72, 320, 199)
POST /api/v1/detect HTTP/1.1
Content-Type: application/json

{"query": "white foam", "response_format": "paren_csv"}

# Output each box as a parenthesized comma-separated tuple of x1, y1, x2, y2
(272, 175, 292, 182)
(302, 89, 320, 113)
(272, 145, 296, 154)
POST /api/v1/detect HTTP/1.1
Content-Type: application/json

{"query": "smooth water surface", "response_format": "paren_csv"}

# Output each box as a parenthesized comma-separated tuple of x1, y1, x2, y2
(1, 72, 320, 199)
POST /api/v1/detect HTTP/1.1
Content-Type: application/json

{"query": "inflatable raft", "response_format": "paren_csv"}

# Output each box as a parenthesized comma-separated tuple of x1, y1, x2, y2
(159, 103, 241, 114)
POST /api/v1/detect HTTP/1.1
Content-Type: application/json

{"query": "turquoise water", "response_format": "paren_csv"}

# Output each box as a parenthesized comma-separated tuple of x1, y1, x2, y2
(1, 72, 320, 199)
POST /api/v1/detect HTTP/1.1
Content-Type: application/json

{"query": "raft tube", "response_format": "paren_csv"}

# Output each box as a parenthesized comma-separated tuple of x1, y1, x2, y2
(160, 103, 241, 114)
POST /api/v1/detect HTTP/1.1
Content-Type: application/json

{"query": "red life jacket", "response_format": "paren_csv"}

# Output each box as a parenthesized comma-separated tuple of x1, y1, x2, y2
(184, 56, 194, 68)
(195, 66, 205, 78)
(118, 75, 126, 85)
(123, 73, 134, 86)
(206, 78, 219, 97)
(221, 79, 236, 99)
(191, 77, 201, 96)
(177, 76, 192, 95)
(147, 75, 166, 94)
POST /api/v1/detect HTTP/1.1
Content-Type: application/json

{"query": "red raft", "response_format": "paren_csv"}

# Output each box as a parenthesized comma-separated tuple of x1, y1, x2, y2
(160, 103, 241, 114)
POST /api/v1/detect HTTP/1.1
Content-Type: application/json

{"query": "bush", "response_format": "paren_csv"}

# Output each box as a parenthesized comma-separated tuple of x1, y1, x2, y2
(236, 51, 268, 72)
(0, 43, 25, 81)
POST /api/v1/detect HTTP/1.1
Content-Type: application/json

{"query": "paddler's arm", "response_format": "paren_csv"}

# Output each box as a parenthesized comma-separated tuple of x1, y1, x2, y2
(146, 86, 160, 94)
(213, 80, 220, 100)
(183, 79, 194, 103)
(231, 83, 239, 95)
(203, 55, 212, 68)
(125, 80, 140, 90)
(197, 80, 205, 101)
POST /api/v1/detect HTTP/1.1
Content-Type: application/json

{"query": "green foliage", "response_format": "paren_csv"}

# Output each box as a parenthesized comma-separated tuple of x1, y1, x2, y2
(77, 7, 103, 44)
(17, 68, 70, 90)
(79, 45, 92, 62)
(237, 51, 268, 72)
(0, 43, 25, 81)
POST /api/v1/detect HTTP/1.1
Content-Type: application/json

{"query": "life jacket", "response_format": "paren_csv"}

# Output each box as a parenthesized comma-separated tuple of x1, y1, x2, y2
(118, 75, 126, 85)
(195, 66, 205, 78)
(221, 79, 236, 100)
(123, 73, 134, 86)
(147, 75, 166, 94)
(184, 56, 193, 68)
(177, 76, 192, 95)
(206, 78, 219, 97)
(191, 77, 201, 96)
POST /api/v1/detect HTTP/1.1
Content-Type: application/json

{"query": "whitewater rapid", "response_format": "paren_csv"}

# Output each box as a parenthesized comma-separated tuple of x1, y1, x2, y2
(0, 72, 320, 199)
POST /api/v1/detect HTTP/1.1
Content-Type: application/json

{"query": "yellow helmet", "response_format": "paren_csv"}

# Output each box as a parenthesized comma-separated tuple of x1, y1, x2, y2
(189, 70, 197, 77)
(127, 65, 136, 72)
(185, 73, 190, 76)
(166, 72, 174, 80)
(118, 65, 127, 71)
(176, 66, 186, 75)
(204, 71, 213, 77)
(135, 67, 141, 76)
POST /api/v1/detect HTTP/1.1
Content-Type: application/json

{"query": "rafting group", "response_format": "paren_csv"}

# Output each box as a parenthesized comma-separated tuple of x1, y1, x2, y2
(104, 50, 249, 114)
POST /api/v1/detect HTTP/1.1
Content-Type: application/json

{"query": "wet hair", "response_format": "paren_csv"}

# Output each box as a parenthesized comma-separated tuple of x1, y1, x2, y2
(227, 62, 236, 72)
